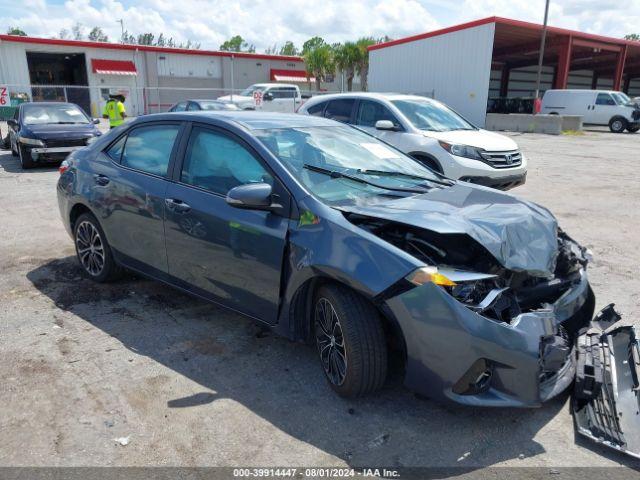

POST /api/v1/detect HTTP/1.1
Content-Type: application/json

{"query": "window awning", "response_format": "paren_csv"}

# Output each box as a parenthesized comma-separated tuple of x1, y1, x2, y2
(270, 68, 314, 83)
(91, 59, 137, 75)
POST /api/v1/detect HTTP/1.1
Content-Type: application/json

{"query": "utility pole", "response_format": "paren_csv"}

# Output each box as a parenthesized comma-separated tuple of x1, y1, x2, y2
(117, 19, 125, 43)
(534, 0, 551, 102)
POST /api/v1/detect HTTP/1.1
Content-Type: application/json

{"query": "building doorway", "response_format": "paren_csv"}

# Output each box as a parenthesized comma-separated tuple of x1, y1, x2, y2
(26, 52, 91, 114)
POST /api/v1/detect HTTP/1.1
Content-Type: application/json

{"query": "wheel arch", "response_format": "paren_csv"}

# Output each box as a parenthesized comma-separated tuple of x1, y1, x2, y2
(283, 272, 408, 374)
(408, 151, 444, 174)
(69, 202, 94, 231)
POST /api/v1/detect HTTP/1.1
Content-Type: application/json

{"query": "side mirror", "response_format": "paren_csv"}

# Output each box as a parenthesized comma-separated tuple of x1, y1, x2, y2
(92, 118, 101, 124)
(263, 92, 274, 101)
(375, 120, 398, 131)
(226, 183, 277, 211)
(7, 119, 17, 129)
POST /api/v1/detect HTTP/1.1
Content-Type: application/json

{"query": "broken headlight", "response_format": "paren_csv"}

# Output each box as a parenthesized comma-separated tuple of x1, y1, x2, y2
(406, 266, 456, 287)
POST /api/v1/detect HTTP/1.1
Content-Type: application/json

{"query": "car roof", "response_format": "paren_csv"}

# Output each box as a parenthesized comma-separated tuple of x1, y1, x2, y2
(21, 101, 80, 106)
(303, 92, 434, 104)
(136, 111, 341, 130)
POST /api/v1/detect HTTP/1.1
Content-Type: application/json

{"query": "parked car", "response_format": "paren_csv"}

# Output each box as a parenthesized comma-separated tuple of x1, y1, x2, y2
(168, 99, 240, 112)
(56, 111, 639, 459)
(298, 93, 527, 191)
(218, 83, 302, 112)
(7, 102, 102, 169)
(541, 89, 640, 133)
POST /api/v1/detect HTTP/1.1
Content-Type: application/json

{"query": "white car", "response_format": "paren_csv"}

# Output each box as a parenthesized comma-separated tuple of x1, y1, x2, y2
(298, 93, 527, 190)
(541, 89, 640, 133)
(218, 83, 302, 113)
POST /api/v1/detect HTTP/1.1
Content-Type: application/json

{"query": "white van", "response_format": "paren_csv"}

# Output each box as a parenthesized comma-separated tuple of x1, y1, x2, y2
(218, 83, 302, 113)
(541, 89, 640, 133)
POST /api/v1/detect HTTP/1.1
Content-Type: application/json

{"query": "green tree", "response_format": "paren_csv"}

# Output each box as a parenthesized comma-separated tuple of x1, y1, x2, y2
(279, 41, 298, 56)
(302, 36, 325, 55)
(59, 28, 70, 40)
(137, 33, 155, 45)
(333, 41, 360, 91)
(264, 43, 279, 55)
(88, 26, 108, 42)
(302, 37, 334, 91)
(625, 33, 640, 41)
(71, 22, 83, 40)
(355, 37, 376, 91)
(7, 26, 27, 36)
(220, 35, 255, 52)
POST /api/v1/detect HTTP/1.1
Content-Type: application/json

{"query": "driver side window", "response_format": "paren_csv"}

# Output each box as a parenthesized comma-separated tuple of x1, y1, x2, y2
(181, 127, 272, 195)
(596, 93, 616, 106)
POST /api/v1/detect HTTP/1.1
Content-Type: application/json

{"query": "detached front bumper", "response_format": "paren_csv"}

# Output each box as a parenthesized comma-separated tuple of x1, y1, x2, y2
(24, 145, 85, 163)
(385, 269, 594, 407)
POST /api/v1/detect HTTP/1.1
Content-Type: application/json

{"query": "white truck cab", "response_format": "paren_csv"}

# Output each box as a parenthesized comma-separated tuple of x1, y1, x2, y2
(218, 83, 302, 112)
(541, 89, 640, 133)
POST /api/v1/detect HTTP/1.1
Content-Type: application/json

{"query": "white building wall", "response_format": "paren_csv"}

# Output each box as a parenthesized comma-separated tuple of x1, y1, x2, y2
(369, 23, 496, 126)
(0, 40, 148, 116)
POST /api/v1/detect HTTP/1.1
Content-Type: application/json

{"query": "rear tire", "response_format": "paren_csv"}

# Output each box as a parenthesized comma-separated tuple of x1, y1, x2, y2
(73, 212, 122, 282)
(18, 144, 35, 169)
(313, 284, 387, 397)
(609, 117, 628, 133)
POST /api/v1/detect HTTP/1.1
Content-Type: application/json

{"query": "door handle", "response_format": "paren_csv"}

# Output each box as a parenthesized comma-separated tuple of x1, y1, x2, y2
(93, 174, 110, 186)
(165, 198, 191, 213)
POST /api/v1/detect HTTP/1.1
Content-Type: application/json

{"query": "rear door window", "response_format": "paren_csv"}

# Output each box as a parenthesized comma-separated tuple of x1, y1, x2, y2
(324, 99, 355, 123)
(306, 101, 326, 116)
(120, 124, 180, 177)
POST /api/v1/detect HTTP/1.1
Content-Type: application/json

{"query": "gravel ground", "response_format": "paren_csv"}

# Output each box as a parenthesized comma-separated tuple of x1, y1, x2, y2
(0, 124, 639, 473)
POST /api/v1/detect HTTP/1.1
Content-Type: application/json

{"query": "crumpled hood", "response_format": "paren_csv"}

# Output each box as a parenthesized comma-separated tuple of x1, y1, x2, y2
(424, 129, 518, 151)
(340, 182, 559, 277)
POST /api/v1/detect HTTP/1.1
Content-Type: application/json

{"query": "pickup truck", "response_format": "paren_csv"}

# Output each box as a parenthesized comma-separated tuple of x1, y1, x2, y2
(218, 83, 302, 112)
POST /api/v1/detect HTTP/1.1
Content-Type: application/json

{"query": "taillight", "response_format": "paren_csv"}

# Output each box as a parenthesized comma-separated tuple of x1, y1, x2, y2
(59, 160, 70, 175)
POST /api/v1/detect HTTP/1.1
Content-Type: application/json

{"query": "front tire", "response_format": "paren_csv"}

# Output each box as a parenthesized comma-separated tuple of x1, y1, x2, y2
(609, 117, 628, 133)
(627, 125, 640, 133)
(314, 284, 387, 397)
(74, 213, 122, 282)
(18, 144, 35, 169)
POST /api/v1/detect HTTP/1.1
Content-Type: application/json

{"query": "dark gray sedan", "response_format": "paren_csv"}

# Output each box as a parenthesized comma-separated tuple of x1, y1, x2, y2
(56, 111, 638, 457)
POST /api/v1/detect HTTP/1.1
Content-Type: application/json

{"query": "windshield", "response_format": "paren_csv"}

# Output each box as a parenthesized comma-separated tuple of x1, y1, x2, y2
(612, 92, 632, 106)
(23, 104, 90, 125)
(240, 85, 266, 96)
(391, 99, 475, 132)
(199, 101, 240, 111)
(254, 126, 444, 206)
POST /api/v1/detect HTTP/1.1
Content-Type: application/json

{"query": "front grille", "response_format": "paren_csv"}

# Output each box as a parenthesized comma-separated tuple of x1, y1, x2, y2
(44, 138, 88, 148)
(481, 150, 522, 169)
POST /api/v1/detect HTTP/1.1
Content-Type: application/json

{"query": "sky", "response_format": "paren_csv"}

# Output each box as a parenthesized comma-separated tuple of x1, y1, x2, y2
(1, 0, 639, 52)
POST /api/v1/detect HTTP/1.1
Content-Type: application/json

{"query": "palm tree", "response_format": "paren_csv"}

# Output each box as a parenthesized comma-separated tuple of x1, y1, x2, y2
(303, 38, 334, 92)
(355, 37, 376, 91)
(334, 42, 360, 91)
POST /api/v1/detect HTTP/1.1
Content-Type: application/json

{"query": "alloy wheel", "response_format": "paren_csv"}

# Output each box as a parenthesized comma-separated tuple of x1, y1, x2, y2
(612, 120, 623, 132)
(76, 220, 105, 276)
(315, 297, 348, 386)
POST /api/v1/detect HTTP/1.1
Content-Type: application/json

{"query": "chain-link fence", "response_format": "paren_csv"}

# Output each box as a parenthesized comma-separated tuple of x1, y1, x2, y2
(0, 84, 350, 120)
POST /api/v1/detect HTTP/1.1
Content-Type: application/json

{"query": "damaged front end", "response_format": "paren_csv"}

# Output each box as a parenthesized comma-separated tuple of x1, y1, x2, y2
(574, 305, 640, 459)
(346, 211, 596, 407)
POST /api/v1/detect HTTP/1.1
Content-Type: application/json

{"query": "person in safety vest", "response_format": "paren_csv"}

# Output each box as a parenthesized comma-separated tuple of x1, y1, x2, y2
(102, 94, 127, 128)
